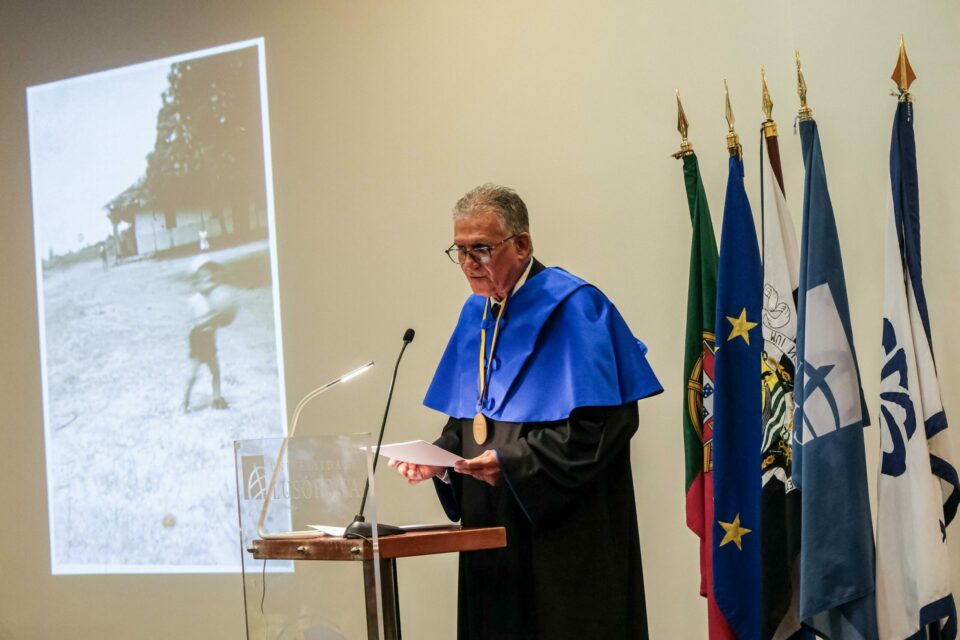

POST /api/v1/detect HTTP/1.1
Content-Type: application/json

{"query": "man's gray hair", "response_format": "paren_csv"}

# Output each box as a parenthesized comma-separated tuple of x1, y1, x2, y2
(453, 183, 530, 235)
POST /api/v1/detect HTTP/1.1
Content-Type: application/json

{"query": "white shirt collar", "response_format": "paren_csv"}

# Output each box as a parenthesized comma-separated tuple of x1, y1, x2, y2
(493, 258, 534, 304)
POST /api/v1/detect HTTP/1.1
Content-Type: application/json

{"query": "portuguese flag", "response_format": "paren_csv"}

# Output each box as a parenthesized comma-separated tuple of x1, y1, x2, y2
(680, 153, 733, 638)
(681, 152, 717, 558)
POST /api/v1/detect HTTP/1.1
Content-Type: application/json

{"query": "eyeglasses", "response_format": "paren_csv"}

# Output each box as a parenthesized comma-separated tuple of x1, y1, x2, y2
(445, 234, 517, 265)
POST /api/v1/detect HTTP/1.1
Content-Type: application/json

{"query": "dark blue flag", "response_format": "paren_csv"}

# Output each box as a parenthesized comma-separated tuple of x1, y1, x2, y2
(712, 154, 762, 640)
(794, 118, 877, 639)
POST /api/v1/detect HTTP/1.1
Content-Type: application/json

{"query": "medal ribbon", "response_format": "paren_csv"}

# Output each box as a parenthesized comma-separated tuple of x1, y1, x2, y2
(477, 296, 508, 410)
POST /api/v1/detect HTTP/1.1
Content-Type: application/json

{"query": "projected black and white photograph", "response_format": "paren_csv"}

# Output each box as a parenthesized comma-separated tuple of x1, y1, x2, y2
(27, 39, 286, 574)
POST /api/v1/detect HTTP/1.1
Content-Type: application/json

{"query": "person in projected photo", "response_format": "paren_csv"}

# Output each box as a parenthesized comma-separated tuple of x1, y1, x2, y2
(181, 258, 238, 412)
(388, 184, 663, 640)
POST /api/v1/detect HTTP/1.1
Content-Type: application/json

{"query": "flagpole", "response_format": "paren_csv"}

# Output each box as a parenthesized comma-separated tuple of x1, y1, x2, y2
(759, 127, 766, 266)
(795, 50, 813, 122)
(723, 80, 741, 159)
(760, 66, 784, 275)
(761, 67, 785, 193)
(891, 34, 916, 102)
(759, 68, 770, 268)
(673, 90, 695, 159)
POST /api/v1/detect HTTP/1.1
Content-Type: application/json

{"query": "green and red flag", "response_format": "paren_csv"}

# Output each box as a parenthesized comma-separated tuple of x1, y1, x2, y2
(675, 95, 732, 637)
(681, 150, 718, 559)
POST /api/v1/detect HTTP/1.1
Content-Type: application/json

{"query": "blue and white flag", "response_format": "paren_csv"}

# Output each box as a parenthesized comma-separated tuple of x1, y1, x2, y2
(794, 118, 877, 639)
(876, 100, 959, 640)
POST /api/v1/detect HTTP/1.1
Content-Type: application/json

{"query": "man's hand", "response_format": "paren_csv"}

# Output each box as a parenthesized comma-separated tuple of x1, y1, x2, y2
(454, 450, 501, 486)
(388, 458, 444, 485)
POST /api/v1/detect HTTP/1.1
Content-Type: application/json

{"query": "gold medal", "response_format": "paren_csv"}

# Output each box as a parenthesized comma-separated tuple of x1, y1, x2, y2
(473, 412, 488, 445)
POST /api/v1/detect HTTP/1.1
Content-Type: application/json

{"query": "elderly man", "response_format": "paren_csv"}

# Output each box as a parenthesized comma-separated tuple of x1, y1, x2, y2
(390, 184, 662, 639)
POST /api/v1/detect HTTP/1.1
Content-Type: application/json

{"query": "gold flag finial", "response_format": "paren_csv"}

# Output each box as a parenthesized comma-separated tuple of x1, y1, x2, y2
(724, 80, 742, 158)
(761, 66, 777, 138)
(892, 35, 916, 101)
(674, 90, 694, 158)
(795, 50, 813, 121)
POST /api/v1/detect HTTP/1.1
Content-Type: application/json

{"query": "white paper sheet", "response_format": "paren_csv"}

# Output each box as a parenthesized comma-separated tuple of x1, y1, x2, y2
(364, 440, 464, 467)
(398, 523, 462, 532)
(306, 523, 461, 537)
(306, 525, 347, 537)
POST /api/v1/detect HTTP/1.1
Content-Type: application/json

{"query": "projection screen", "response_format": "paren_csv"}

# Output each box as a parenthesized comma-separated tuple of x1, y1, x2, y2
(27, 38, 287, 574)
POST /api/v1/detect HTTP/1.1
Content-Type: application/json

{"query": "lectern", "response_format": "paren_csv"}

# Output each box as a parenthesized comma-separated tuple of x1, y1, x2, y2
(251, 527, 506, 639)
(235, 434, 506, 639)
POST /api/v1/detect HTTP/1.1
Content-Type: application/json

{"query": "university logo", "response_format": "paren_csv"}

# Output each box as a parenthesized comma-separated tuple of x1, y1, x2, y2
(797, 282, 865, 442)
(241, 454, 268, 500)
(879, 318, 915, 478)
(687, 332, 716, 472)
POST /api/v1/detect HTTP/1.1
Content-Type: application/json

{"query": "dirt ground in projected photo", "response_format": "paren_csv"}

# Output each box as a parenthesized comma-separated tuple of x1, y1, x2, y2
(42, 240, 284, 570)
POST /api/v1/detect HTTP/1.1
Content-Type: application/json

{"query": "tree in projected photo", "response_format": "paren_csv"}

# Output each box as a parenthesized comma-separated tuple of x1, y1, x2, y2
(107, 47, 268, 260)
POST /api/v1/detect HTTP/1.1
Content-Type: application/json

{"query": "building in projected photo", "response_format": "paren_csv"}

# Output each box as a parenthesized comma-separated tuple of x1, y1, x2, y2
(27, 38, 286, 575)
(106, 179, 269, 258)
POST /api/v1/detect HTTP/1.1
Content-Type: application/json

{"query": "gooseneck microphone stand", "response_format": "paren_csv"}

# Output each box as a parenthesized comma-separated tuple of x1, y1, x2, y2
(257, 360, 375, 540)
(344, 328, 416, 539)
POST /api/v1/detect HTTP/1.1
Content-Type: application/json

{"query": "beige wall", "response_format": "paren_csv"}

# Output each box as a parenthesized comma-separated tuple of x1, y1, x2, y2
(2, 1, 959, 638)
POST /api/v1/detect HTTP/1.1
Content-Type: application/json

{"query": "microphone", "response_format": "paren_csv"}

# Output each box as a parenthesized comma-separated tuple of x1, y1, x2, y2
(344, 328, 415, 539)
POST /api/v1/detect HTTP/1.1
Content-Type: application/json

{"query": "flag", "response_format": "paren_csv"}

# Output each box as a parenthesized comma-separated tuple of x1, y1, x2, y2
(712, 153, 762, 640)
(876, 99, 959, 640)
(759, 129, 805, 639)
(680, 152, 735, 639)
(794, 117, 877, 639)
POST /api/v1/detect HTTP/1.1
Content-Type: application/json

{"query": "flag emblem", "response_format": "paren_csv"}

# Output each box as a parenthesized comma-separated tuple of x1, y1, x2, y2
(725, 308, 758, 345)
(879, 318, 917, 477)
(687, 333, 717, 472)
(797, 282, 866, 441)
(718, 514, 752, 551)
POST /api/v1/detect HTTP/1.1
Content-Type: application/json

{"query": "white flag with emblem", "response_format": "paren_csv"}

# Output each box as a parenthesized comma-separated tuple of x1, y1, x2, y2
(876, 101, 957, 639)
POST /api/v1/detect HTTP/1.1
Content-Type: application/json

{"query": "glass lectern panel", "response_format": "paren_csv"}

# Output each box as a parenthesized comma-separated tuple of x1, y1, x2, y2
(235, 435, 384, 640)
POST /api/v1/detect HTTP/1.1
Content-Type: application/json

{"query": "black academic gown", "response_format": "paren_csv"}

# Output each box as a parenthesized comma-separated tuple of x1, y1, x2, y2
(431, 264, 649, 640)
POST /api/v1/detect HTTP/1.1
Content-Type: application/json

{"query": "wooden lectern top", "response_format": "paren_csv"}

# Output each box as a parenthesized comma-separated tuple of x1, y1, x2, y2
(250, 526, 506, 562)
